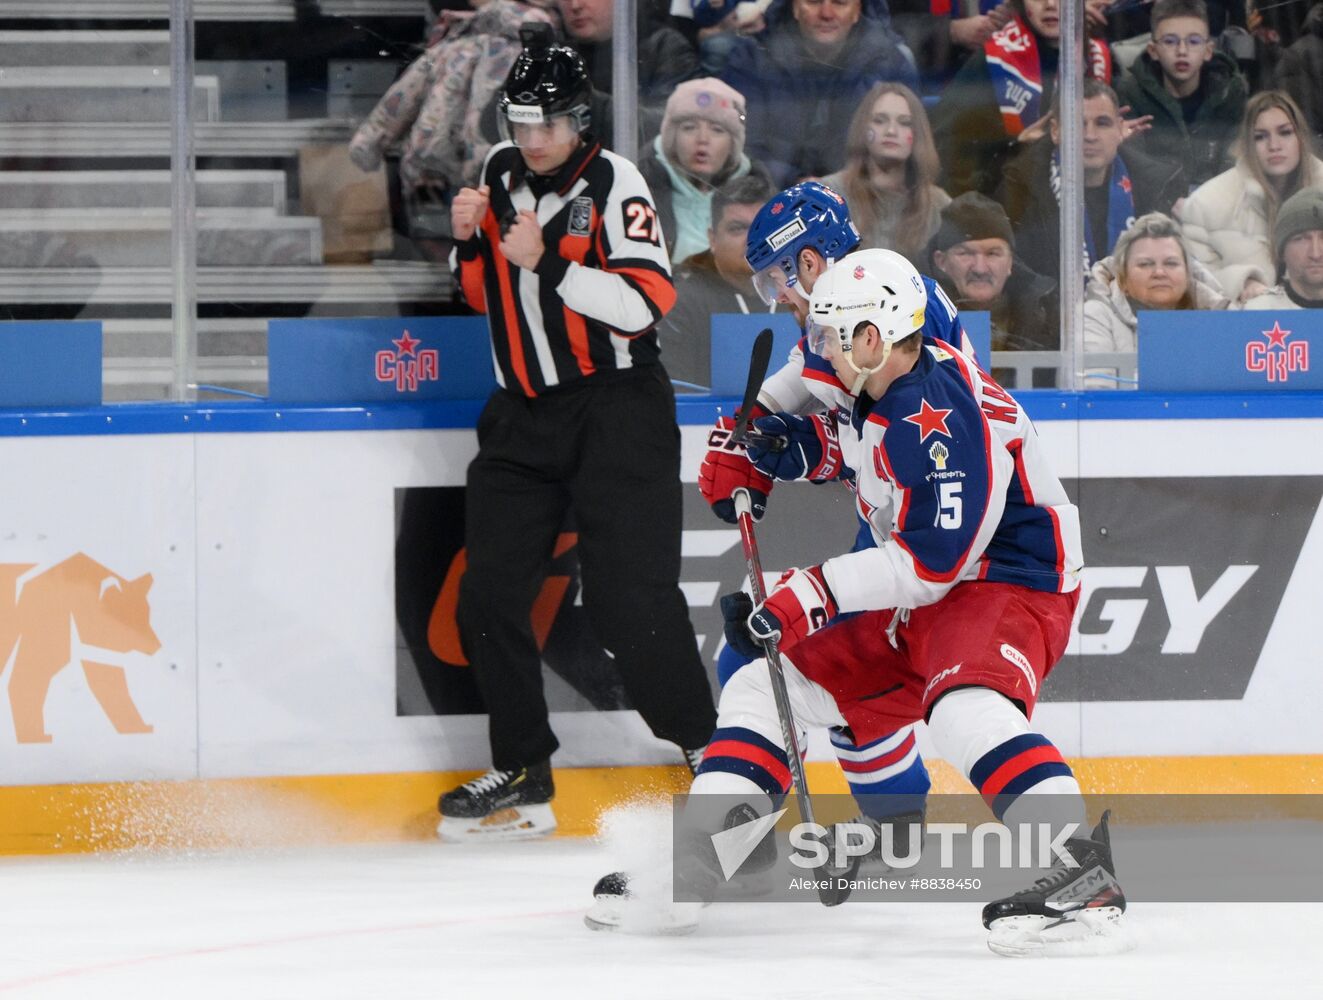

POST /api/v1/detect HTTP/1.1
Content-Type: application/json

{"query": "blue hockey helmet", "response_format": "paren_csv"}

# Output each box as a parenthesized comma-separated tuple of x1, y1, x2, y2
(745, 181, 860, 305)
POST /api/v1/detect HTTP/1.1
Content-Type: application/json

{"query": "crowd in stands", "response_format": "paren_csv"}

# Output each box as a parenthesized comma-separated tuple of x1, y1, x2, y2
(353, 0, 1323, 389)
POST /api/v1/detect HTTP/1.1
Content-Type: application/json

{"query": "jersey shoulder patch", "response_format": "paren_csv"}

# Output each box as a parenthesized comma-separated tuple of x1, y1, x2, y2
(620, 196, 663, 246)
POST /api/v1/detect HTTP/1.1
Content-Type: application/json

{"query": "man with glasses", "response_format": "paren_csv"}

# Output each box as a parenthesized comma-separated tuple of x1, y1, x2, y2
(1115, 0, 1248, 194)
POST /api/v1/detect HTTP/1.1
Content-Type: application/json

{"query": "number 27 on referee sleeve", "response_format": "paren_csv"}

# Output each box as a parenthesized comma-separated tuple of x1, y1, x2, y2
(622, 199, 661, 245)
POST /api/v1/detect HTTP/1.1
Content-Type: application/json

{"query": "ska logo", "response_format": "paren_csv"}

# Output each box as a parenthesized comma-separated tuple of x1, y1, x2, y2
(376, 329, 440, 393)
(1245, 321, 1308, 383)
(1, 554, 160, 744)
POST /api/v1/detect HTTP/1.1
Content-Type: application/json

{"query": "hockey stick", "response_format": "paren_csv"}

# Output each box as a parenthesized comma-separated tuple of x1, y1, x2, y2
(730, 331, 843, 907)
(731, 328, 786, 454)
(734, 491, 854, 908)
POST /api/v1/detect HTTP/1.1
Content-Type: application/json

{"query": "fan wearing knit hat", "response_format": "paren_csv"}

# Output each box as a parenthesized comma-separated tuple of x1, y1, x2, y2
(1244, 187, 1323, 310)
(638, 78, 769, 265)
(928, 192, 1060, 356)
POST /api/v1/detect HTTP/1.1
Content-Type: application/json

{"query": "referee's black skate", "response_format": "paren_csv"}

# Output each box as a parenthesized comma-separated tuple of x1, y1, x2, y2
(982, 810, 1130, 957)
(436, 760, 556, 842)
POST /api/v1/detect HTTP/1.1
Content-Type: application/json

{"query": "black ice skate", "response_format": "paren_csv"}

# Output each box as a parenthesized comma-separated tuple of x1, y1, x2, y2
(436, 760, 556, 842)
(819, 807, 926, 906)
(982, 810, 1129, 958)
(583, 871, 701, 935)
(583, 802, 776, 934)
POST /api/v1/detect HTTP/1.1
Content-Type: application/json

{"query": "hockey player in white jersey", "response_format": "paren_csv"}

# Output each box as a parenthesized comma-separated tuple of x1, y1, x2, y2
(589, 250, 1127, 956)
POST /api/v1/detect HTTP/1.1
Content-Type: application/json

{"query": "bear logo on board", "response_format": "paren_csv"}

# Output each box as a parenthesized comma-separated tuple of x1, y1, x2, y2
(1, 554, 161, 744)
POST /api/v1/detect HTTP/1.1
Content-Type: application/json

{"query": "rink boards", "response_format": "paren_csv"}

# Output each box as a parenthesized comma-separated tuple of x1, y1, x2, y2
(1, 394, 1322, 851)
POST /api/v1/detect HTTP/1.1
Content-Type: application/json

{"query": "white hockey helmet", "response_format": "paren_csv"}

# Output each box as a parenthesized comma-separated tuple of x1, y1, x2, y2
(806, 249, 928, 394)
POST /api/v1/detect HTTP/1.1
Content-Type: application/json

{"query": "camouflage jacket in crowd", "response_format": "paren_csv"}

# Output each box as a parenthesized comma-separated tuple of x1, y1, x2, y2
(349, 0, 558, 193)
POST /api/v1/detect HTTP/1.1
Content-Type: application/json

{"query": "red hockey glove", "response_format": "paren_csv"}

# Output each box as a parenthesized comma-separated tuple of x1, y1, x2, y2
(747, 565, 838, 653)
(699, 415, 775, 524)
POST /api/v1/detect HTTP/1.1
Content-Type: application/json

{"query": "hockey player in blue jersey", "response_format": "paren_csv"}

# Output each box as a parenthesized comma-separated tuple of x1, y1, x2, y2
(697, 181, 957, 839)
(588, 250, 1126, 956)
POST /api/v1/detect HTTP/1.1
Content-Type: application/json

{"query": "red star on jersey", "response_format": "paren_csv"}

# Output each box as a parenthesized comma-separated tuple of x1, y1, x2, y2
(1119, 174, 1132, 194)
(1262, 321, 1291, 348)
(393, 330, 420, 356)
(903, 399, 953, 443)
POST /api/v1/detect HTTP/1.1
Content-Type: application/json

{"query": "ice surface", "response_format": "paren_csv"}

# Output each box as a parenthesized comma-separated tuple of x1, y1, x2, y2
(0, 838, 1313, 999)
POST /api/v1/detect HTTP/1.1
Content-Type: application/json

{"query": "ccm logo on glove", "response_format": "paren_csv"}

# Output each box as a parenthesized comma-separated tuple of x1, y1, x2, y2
(699, 414, 774, 524)
(723, 565, 838, 655)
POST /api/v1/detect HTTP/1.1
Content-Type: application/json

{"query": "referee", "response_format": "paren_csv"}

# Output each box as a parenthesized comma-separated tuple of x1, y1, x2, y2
(438, 24, 718, 841)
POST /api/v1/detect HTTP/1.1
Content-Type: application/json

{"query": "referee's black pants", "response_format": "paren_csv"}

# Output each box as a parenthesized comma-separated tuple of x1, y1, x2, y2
(458, 365, 718, 771)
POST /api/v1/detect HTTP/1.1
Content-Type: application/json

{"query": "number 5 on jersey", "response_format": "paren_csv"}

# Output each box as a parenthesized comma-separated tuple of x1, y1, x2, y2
(622, 197, 662, 245)
(937, 481, 962, 529)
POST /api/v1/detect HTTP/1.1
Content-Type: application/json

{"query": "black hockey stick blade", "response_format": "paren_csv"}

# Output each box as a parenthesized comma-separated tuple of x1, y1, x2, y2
(732, 328, 774, 446)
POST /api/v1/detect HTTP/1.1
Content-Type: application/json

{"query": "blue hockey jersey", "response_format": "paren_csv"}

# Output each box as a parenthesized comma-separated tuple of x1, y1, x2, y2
(820, 338, 1083, 614)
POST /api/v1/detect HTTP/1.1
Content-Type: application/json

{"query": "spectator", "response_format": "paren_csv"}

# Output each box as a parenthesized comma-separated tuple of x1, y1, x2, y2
(1083, 212, 1230, 388)
(997, 79, 1183, 281)
(888, 1, 1014, 92)
(1179, 89, 1323, 301)
(658, 173, 780, 387)
(1115, 0, 1248, 195)
(819, 82, 950, 265)
(721, 0, 919, 186)
(931, 0, 1115, 197)
(1243, 187, 1323, 310)
(351, 3, 559, 194)
(638, 78, 766, 264)
(1275, 4, 1323, 143)
(558, 0, 700, 112)
(689, 0, 774, 74)
(928, 191, 1058, 353)
(1103, 0, 1247, 40)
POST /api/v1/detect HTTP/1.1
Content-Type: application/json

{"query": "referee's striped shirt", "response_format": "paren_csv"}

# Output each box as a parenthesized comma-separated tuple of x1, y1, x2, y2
(452, 139, 677, 397)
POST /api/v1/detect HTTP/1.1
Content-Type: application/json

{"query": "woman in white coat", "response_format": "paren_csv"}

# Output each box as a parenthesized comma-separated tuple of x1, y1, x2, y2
(1083, 213, 1231, 389)
(1178, 90, 1323, 301)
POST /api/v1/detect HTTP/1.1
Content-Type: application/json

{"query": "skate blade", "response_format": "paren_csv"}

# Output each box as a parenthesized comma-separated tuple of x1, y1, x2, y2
(583, 896, 701, 936)
(436, 803, 556, 843)
(987, 907, 1132, 958)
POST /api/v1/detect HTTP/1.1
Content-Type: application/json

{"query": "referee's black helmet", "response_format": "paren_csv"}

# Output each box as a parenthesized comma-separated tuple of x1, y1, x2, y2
(498, 23, 593, 135)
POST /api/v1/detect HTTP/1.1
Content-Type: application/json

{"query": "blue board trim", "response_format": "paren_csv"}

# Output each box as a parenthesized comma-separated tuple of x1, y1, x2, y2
(2, 391, 1322, 438)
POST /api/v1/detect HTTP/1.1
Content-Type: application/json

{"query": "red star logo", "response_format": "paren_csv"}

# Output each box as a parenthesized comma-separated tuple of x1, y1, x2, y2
(1263, 321, 1291, 348)
(903, 399, 953, 443)
(770, 201, 784, 215)
(1119, 175, 1132, 194)
(393, 330, 420, 357)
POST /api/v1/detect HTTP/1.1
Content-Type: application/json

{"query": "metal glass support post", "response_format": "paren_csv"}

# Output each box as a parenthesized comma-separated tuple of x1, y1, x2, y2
(1057, 0, 1085, 391)
(170, 0, 198, 402)
(612, 0, 639, 164)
